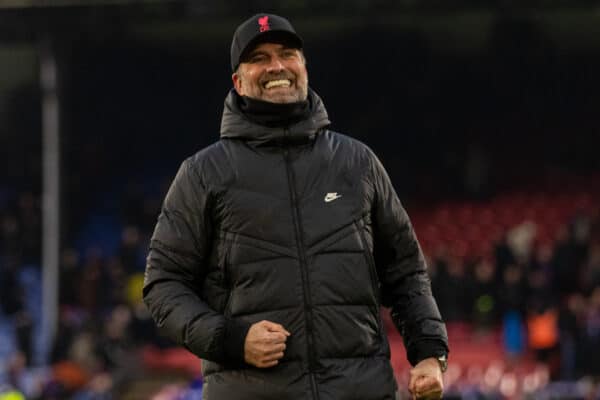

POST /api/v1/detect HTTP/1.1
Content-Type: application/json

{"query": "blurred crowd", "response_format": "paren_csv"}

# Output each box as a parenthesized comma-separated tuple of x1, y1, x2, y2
(430, 208, 600, 382)
(1, 181, 599, 399)
(0, 187, 168, 399)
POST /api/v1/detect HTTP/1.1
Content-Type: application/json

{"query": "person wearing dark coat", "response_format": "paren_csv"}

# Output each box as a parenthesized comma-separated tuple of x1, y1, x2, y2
(143, 13, 449, 400)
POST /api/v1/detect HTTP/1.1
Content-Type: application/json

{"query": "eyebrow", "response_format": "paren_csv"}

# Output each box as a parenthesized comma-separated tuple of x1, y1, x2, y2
(246, 49, 268, 59)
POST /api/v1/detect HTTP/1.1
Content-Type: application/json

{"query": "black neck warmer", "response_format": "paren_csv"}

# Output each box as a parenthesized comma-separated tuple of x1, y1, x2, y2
(237, 92, 311, 128)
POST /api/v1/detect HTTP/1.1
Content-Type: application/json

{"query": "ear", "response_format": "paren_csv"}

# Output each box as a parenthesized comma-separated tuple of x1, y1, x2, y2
(232, 72, 243, 95)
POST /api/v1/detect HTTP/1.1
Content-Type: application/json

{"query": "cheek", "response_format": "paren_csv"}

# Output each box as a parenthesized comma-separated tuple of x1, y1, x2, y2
(298, 72, 308, 87)
(237, 69, 261, 93)
(244, 71, 263, 90)
(295, 65, 308, 83)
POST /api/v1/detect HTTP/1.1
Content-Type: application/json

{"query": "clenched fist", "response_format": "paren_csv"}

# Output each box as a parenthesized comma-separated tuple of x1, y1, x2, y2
(408, 357, 444, 399)
(244, 320, 290, 368)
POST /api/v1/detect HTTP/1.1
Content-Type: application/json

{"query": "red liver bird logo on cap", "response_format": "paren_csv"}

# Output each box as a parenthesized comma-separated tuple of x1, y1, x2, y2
(258, 16, 270, 32)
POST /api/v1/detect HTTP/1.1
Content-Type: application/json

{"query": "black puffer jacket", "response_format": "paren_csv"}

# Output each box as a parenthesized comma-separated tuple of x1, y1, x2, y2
(143, 89, 448, 400)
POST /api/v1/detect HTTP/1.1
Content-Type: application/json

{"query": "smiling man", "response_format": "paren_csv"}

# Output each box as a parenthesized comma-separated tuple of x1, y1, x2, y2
(144, 13, 449, 400)
(233, 43, 307, 103)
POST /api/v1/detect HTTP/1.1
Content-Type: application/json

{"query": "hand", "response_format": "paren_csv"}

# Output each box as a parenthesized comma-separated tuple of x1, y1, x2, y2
(408, 357, 444, 400)
(244, 320, 290, 368)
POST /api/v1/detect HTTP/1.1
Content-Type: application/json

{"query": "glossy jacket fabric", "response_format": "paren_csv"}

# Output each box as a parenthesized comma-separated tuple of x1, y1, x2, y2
(143, 89, 448, 400)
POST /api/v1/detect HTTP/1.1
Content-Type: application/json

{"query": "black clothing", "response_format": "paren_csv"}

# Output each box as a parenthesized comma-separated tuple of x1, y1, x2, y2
(237, 93, 310, 127)
(143, 88, 448, 400)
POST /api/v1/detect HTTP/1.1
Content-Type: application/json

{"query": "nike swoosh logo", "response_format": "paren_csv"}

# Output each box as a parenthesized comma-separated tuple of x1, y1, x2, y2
(324, 192, 342, 202)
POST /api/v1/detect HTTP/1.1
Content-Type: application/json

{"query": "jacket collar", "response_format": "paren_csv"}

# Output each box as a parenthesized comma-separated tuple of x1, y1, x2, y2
(219, 87, 331, 145)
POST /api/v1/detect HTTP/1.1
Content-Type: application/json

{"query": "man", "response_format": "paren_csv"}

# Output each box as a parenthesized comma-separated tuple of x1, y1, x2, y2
(144, 13, 449, 400)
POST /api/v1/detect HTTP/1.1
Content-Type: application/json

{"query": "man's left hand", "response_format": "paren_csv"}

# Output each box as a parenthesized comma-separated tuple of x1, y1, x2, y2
(408, 357, 444, 400)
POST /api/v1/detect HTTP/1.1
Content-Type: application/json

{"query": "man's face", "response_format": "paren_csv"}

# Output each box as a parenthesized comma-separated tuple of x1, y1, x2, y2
(232, 42, 308, 104)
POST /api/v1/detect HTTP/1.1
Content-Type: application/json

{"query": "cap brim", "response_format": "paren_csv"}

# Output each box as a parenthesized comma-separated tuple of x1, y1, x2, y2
(238, 30, 303, 64)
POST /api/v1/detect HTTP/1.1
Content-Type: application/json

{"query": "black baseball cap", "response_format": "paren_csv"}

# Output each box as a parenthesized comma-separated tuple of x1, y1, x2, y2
(230, 13, 303, 72)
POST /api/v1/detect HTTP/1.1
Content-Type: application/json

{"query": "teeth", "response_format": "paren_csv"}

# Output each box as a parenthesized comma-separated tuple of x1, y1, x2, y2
(265, 79, 291, 89)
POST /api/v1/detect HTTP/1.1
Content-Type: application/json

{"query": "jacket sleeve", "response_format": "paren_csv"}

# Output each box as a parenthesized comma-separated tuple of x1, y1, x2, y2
(368, 151, 449, 366)
(143, 159, 251, 364)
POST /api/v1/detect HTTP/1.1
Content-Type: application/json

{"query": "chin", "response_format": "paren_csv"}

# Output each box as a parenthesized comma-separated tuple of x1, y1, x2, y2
(263, 94, 299, 104)
(259, 87, 305, 103)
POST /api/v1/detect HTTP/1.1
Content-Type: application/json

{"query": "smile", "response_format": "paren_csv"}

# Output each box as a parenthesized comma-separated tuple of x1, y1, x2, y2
(264, 79, 291, 89)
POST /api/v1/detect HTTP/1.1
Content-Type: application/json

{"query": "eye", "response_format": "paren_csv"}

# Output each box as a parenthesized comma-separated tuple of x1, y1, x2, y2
(281, 50, 296, 59)
(248, 54, 267, 63)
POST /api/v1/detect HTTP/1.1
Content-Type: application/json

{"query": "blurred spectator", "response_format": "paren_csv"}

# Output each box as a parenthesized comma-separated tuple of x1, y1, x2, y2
(104, 257, 128, 308)
(581, 287, 600, 377)
(127, 273, 163, 346)
(498, 264, 526, 317)
(0, 262, 32, 366)
(15, 192, 41, 266)
(527, 243, 554, 301)
(470, 259, 498, 332)
(431, 255, 471, 322)
(527, 306, 559, 377)
(526, 263, 554, 312)
(58, 249, 81, 307)
(506, 221, 537, 265)
(558, 293, 586, 380)
(96, 305, 139, 394)
(493, 233, 515, 278)
(77, 248, 109, 316)
(1, 214, 20, 260)
(581, 242, 600, 295)
(552, 225, 583, 296)
(502, 310, 526, 358)
(118, 225, 145, 273)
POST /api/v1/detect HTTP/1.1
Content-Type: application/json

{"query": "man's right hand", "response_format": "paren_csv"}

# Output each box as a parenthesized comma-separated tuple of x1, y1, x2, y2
(244, 320, 290, 368)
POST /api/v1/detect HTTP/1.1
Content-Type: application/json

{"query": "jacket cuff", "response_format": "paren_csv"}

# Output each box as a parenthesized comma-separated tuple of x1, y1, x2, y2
(408, 339, 449, 366)
(223, 318, 252, 364)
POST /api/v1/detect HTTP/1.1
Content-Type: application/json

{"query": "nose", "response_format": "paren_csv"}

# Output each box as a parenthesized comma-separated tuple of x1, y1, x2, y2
(266, 56, 285, 72)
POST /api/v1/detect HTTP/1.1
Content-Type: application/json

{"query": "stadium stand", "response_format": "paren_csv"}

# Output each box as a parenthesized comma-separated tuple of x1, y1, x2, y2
(1, 171, 599, 398)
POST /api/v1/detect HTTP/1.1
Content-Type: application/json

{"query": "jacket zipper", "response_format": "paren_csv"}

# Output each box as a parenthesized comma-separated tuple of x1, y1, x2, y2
(282, 130, 320, 400)
(355, 219, 383, 337)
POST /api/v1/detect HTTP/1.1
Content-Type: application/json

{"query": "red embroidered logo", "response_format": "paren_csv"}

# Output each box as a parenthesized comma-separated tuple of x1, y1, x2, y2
(258, 16, 270, 32)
